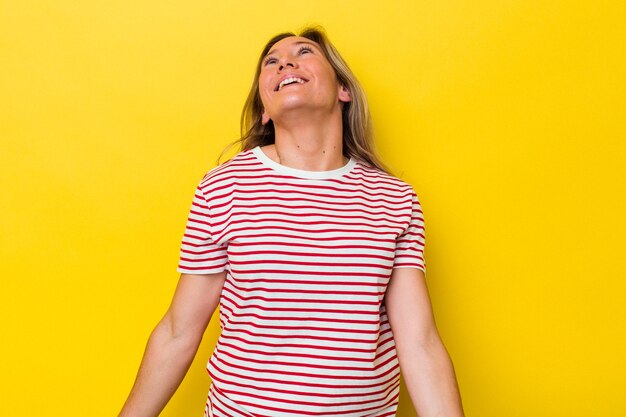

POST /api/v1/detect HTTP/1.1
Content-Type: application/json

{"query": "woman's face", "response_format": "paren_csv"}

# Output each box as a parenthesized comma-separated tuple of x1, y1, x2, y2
(258, 36, 351, 125)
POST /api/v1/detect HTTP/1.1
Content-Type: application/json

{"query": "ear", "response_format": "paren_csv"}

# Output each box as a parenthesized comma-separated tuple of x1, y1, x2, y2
(338, 84, 352, 103)
(261, 110, 270, 125)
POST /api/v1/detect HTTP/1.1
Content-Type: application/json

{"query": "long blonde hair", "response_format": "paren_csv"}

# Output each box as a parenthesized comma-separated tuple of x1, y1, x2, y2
(216, 25, 393, 175)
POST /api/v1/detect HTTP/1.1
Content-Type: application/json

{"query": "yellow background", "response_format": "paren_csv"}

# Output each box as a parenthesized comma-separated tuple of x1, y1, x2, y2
(1, 1, 624, 416)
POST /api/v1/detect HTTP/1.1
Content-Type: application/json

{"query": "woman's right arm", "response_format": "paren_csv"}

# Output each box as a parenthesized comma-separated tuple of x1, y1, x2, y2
(118, 272, 227, 417)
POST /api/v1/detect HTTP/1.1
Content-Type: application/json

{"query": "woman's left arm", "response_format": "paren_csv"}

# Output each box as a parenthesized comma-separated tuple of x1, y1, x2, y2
(384, 267, 465, 417)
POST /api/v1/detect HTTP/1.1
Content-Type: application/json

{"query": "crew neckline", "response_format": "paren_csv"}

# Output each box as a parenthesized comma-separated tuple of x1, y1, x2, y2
(251, 145, 357, 180)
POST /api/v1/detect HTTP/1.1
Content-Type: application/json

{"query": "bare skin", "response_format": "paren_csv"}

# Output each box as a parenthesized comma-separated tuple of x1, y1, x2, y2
(117, 272, 226, 417)
(258, 36, 351, 171)
(386, 268, 466, 417)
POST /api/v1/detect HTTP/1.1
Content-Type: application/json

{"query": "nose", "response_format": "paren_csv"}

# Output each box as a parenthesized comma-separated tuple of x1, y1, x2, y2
(278, 56, 296, 72)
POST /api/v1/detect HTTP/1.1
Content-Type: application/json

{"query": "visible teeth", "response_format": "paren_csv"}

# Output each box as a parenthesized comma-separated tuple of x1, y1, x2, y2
(278, 77, 305, 90)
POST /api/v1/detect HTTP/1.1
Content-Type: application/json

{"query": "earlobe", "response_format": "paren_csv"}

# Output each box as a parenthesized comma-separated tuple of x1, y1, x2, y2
(262, 111, 270, 125)
(339, 85, 352, 103)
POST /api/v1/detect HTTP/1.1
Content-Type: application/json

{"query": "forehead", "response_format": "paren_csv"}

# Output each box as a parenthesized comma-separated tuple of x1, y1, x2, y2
(265, 36, 320, 56)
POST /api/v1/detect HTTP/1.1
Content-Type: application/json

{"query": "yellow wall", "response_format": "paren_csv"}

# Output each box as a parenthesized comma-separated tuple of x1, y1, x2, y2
(1, 1, 624, 416)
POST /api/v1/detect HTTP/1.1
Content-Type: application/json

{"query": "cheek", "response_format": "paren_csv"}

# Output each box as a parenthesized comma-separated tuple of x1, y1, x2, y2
(258, 81, 272, 105)
(260, 89, 273, 110)
(318, 64, 339, 87)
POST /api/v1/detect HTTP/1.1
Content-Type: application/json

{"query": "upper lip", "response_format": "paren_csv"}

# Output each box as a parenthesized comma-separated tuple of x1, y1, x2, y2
(274, 73, 309, 91)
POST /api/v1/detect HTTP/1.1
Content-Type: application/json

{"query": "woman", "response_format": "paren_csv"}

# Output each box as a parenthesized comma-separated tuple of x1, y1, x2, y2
(119, 26, 465, 417)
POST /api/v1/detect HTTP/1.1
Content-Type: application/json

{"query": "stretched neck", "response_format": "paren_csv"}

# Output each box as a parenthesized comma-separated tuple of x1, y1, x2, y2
(270, 106, 347, 171)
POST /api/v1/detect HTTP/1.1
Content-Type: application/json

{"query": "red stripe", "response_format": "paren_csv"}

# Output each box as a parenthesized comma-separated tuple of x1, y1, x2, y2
(179, 147, 424, 414)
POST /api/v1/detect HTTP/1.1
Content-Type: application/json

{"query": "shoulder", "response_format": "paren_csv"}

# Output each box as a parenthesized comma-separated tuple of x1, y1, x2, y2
(352, 161, 416, 198)
(197, 147, 257, 190)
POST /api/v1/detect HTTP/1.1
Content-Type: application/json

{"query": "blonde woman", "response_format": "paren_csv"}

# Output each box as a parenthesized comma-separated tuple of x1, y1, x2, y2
(119, 26, 465, 417)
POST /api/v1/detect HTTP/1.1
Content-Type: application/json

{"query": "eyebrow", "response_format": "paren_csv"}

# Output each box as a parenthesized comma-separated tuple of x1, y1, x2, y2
(265, 41, 318, 58)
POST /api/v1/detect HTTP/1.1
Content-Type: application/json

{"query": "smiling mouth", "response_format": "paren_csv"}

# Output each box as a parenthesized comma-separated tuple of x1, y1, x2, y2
(275, 77, 308, 91)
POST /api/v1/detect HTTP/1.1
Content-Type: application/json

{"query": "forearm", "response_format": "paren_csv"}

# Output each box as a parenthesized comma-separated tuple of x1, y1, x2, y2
(399, 337, 465, 417)
(118, 317, 202, 417)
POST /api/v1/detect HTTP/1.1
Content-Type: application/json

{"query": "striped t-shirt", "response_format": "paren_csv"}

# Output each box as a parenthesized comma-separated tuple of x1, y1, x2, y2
(177, 145, 426, 417)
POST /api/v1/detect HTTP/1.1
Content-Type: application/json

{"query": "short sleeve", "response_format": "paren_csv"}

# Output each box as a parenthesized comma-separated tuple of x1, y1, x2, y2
(177, 183, 229, 274)
(392, 188, 426, 273)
